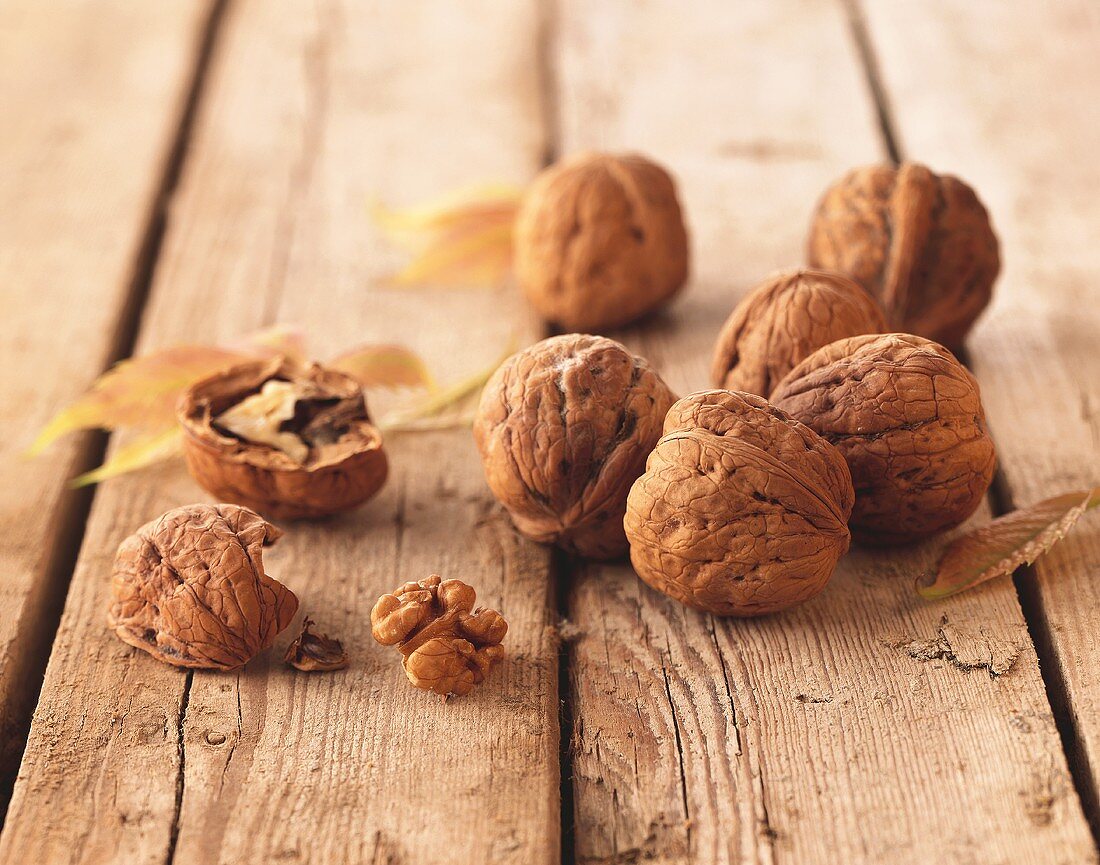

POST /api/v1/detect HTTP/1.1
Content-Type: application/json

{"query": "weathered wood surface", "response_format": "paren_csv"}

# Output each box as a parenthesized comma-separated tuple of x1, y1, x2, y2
(0, 2, 557, 864)
(860, 0, 1100, 829)
(554, 1, 1097, 862)
(0, 0, 217, 791)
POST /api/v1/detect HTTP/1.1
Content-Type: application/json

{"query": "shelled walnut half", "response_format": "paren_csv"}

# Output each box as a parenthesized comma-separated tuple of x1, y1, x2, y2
(109, 503, 299, 669)
(710, 269, 886, 397)
(771, 333, 996, 545)
(178, 356, 387, 520)
(807, 162, 1000, 348)
(624, 390, 854, 616)
(371, 575, 507, 697)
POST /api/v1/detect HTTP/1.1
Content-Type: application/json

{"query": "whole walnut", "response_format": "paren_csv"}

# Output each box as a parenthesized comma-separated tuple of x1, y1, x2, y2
(371, 575, 507, 697)
(807, 162, 1000, 348)
(109, 504, 299, 669)
(178, 356, 387, 520)
(473, 334, 676, 559)
(514, 152, 689, 332)
(624, 390, 854, 616)
(771, 333, 996, 545)
(710, 269, 886, 397)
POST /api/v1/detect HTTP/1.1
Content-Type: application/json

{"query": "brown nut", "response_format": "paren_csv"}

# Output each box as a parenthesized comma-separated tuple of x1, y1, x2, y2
(710, 269, 887, 397)
(473, 334, 676, 559)
(624, 390, 854, 616)
(514, 152, 689, 331)
(771, 333, 996, 545)
(178, 356, 387, 520)
(371, 575, 507, 697)
(284, 617, 349, 672)
(807, 162, 1000, 348)
(109, 503, 299, 669)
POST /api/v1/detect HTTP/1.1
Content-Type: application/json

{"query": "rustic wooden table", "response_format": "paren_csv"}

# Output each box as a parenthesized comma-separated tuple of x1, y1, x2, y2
(2, 1, 1099, 863)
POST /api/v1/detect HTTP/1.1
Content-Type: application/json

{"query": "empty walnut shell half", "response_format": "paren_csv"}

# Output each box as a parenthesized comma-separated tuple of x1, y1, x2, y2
(474, 334, 676, 559)
(771, 333, 996, 545)
(178, 356, 387, 520)
(514, 152, 690, 332)
(710, 269, 886, 398)
(807, 162, 1000, 348)
(109, 503, 299, 669)
(624, 390, 854, 616)
(371, 575, 507, 697)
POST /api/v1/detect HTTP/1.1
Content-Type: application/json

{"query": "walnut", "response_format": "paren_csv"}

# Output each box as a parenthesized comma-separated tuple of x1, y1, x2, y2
(807, 162, 1000, 348)
(710, 269, 886, 397)
(473, 334, 676, 559)
(514, 152, 690, 331)
(371, 575, 507, 697)
(771, 333, 996, 545)
(178, 356, 387, 520)
(284, 617, 349, 672)
(109, 504, 298, 669)
(624, 390, 854, 616)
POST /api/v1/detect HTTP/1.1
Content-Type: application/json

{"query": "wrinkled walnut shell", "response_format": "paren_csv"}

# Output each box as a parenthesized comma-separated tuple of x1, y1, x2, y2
(109, 503, 299, 670)
(284, 617, 349, 672)
(514, 152, 690, 331)
(178, 357, 387, 520)
(371, 575, 507, 697)
(807, 162, 1000, 348)
(710, 269, 886, 397)
(624, 391, 854, 616)
(474, 334, 676, 559)
(771, 333, 996, 545)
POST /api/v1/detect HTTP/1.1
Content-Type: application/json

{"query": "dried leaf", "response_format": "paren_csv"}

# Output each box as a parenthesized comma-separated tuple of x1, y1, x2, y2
(373, 184, 522, 287)
(71, 428, 184, 488)
(329, 344, 435, 390)
(28, 346, 246, 456)
(918, 488, 1100, 600)
(237, 324, 307, 364)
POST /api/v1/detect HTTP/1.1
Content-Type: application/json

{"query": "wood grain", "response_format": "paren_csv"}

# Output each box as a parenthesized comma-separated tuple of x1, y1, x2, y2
(858, 0, 1100, 826)
(0, 0, 217, 790)
(553, 1, 1098, 862)
(0, 2, 555, 863)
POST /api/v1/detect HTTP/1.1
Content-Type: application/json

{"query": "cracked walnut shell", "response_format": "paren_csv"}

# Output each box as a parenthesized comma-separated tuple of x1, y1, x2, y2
(514, 152, 689, 331)
(109, 504, 298, 669)
(371, 575, 507, 697)
(771, 333, 996, 545)
(710, 269, 886, 398)
(624, 390, 854, 616)
(474, 334, 676, 559)
(807, 162, 1000, 348)
(178, 356, 387, 520)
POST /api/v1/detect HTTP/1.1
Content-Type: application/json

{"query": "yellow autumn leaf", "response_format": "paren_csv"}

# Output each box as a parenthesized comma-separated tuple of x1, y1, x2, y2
(329, 344, 436, 390)
(71, 427, 184, 488)
(373, 183, 523, 288)
(237, 323, 307, 364)
(27, 346, 247, 456)
(917, 487, 1100, 600)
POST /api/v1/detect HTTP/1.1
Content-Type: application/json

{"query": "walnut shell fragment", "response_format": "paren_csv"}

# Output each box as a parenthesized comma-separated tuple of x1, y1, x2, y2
(624, 391, 854, 616)
(771, 333, 996, 545)
(807, 162, 1000, 348)
(710, 269, 886, 397)
(109, 504, 299, 670)
(514, 152, 690, 331)
(284, 617, 349, 672)
(178, 356, 387, 520)
(474, 334, 676, 559)
(371, 575, 507, 697)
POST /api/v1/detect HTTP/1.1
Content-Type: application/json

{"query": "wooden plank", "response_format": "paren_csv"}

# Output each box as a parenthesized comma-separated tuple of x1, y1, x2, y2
(0, 2, 554, 863)
(858, 0, 1100, 824)
(0, 0, 217, 791)
(553, 1, 1098, 862)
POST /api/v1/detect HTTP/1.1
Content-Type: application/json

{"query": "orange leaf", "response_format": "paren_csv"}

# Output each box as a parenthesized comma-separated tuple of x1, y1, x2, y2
(918, 487, 1100, 600)
(28, 346, 247, 455)
(236, 324, 307, 364)
(329, 344, 435, 390)
(70, 427, 184, 487)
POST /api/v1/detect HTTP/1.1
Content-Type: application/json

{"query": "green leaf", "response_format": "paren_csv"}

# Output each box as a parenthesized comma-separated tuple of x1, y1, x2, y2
(918, 487, 1100, 600)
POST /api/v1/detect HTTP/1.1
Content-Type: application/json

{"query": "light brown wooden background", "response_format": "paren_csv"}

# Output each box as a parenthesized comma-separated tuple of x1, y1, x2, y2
(1, 2, 1098, 863)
